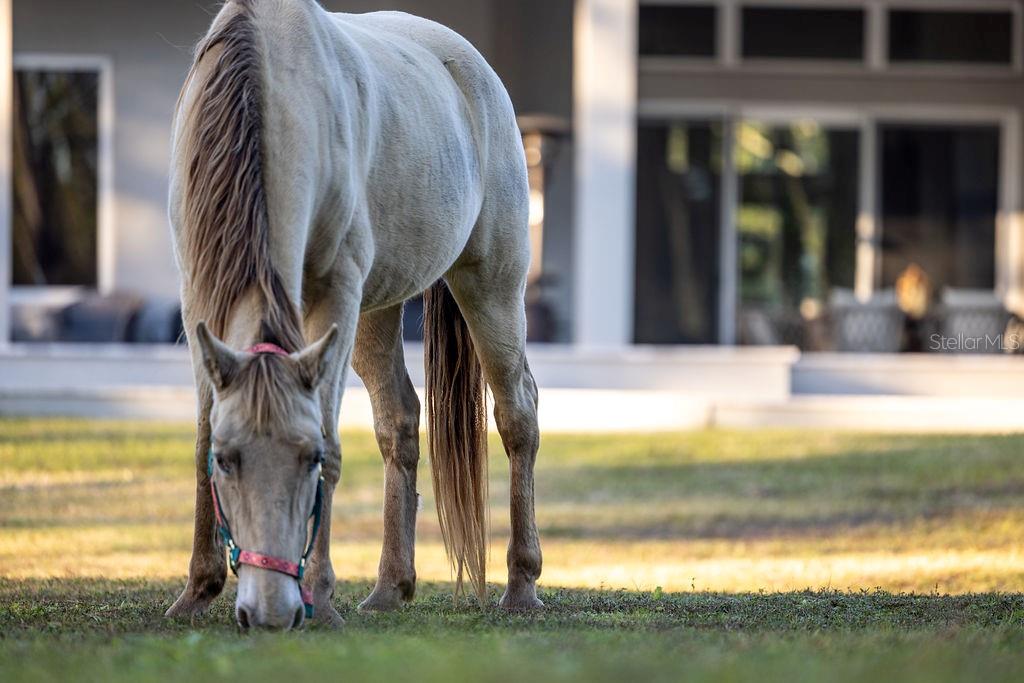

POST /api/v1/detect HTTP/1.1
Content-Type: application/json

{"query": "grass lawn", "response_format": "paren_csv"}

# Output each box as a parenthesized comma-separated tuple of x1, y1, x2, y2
(3, 420, 1024, 680)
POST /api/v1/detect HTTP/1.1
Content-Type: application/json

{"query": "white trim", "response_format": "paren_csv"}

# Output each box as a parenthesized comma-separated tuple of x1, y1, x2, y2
(719, 0, 740, 67)
(736, 106, 863, 127)
(855, 117, 878, 301)
(639, 0, 1019, 9)
(639, 56, 1023, 79)
(638, 99, 732, 120)
(641, 100, 1018, 124)
(998, 112, 1022, 308)
(866, 0, 887, 71)
(11, 53, 115, 296)
(0, 0, 10, 348)
(8, 286, 89, 308)
(718, 118, 738, 344)
(1014, 1, 1024, 74)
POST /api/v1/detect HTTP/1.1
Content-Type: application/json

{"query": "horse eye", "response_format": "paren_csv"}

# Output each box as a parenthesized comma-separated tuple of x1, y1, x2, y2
(215, 452, 235, 474)
(309, 449, 324, 472)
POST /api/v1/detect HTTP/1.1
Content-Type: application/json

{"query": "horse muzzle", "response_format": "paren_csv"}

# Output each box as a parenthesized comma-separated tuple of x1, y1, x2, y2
(235, 565, 306, 631)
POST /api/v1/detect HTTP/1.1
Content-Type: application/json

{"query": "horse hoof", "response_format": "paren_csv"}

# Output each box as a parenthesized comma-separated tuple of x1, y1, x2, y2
(357, 589, 406, 613)
(499, 587, 545, 611)
(165, 587, 219, 620)
(310, 604, 345, 629)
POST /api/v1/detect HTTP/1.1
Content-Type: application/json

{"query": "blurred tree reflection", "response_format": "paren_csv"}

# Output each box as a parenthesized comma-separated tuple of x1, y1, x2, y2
(12, 70, 99, 287)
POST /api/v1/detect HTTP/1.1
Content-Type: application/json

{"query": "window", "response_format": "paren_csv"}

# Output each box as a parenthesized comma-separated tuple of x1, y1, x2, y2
(635, 120, 722, 344)
(639, 4, 717, 58)
(12, 64, 100, 287)
(741, 7, 865, 61)
(879, 124, 1000, 291)
(736, 121, 860, 348)
(888, 10, 1014, 65)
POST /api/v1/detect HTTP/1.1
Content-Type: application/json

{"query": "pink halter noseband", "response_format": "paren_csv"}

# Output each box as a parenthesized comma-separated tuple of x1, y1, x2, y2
(248, 343, 290, 357)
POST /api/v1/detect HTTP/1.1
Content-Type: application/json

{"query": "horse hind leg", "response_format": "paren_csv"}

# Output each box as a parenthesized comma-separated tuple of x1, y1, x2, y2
(446, 266, 544, 610)
(352, 304, 421, 611)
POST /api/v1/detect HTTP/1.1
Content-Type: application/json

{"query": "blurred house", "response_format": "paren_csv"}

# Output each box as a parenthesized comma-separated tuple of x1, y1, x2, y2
(1, 0, 1023, 430)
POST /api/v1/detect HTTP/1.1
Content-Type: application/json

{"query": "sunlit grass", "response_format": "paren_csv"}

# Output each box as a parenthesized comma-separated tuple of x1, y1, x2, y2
(5, 420, 1024, 681)
(4, 422, 1024, 593)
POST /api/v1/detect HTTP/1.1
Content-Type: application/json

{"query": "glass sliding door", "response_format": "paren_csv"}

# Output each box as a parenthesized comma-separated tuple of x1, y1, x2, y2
(879, 124, 999, 292)
(735, 121, 859, 350)
(632, 113, 1008, 353)
(878, 123, 1004, 352)
(635, 120, 722, 344)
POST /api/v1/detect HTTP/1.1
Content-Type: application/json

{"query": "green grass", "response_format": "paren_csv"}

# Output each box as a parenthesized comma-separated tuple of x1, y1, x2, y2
(4, 420, 1024, 681)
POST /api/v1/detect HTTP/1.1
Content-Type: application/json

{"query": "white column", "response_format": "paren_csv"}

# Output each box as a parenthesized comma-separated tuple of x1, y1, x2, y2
(998, 112, 1023, 313)
(0, 0, 11, 348)
(573, 0, 638, 348)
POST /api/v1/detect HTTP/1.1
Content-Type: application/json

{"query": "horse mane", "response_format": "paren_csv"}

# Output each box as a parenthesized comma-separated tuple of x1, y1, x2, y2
(235, 354, 305, 434)
(179, 0, 304, 353)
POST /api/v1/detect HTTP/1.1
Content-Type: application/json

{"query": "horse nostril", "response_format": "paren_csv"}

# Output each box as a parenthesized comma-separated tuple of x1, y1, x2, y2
(291, 606, 305, 630)
(236, 605, 252, 630)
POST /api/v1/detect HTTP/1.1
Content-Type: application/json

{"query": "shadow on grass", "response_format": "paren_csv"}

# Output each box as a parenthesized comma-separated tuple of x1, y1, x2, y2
(536, 441, 1024, 539)
(3, 578, 1024, 637)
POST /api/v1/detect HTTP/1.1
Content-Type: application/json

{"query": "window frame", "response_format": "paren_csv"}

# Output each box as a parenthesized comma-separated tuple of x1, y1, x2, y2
(636, 100, 1020, 343)
(637, 0, 1023, 77)
(10, 53, 115, 305)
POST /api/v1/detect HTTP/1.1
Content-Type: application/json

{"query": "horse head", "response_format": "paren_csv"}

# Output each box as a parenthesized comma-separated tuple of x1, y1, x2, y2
(196, 322, 339, 630)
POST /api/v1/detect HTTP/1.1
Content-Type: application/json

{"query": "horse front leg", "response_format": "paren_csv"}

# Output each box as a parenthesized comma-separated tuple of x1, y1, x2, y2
(303, 443, 345, 627)
(166, 384, 228, 619)
(301, 285, 361, 627)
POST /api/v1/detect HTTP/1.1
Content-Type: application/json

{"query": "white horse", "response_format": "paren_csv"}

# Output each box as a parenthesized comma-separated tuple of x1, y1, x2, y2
(165, 0, 542, 629)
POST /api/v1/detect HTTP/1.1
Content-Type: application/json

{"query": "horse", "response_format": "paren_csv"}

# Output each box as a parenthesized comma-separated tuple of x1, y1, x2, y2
(164, 0, 542, 630)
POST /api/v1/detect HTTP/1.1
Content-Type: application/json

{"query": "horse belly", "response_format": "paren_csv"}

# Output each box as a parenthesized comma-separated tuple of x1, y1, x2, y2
(360, 204, 479, 311)
(359, 113, 482, 310)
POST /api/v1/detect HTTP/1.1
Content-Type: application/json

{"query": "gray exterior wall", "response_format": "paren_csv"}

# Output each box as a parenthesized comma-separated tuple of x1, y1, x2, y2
(11, 0, 573, 306)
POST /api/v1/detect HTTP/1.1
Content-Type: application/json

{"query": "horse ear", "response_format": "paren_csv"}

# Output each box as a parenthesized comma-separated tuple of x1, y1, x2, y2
(195, 322, 241, 392)
(296, 324, 340, 389)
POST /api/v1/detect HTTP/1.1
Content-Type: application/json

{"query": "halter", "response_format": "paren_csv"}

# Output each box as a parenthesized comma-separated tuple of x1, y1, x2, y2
(248, 342, 291, 357)
(206, 341, 324, 620)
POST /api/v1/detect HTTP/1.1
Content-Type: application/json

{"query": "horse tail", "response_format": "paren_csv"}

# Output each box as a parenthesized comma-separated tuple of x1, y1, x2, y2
(178, 0, 304, 352)
(423, 280, 489, 602)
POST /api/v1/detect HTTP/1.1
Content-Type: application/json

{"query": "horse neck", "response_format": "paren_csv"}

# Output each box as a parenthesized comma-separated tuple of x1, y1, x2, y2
(219, 287, 274, 351)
